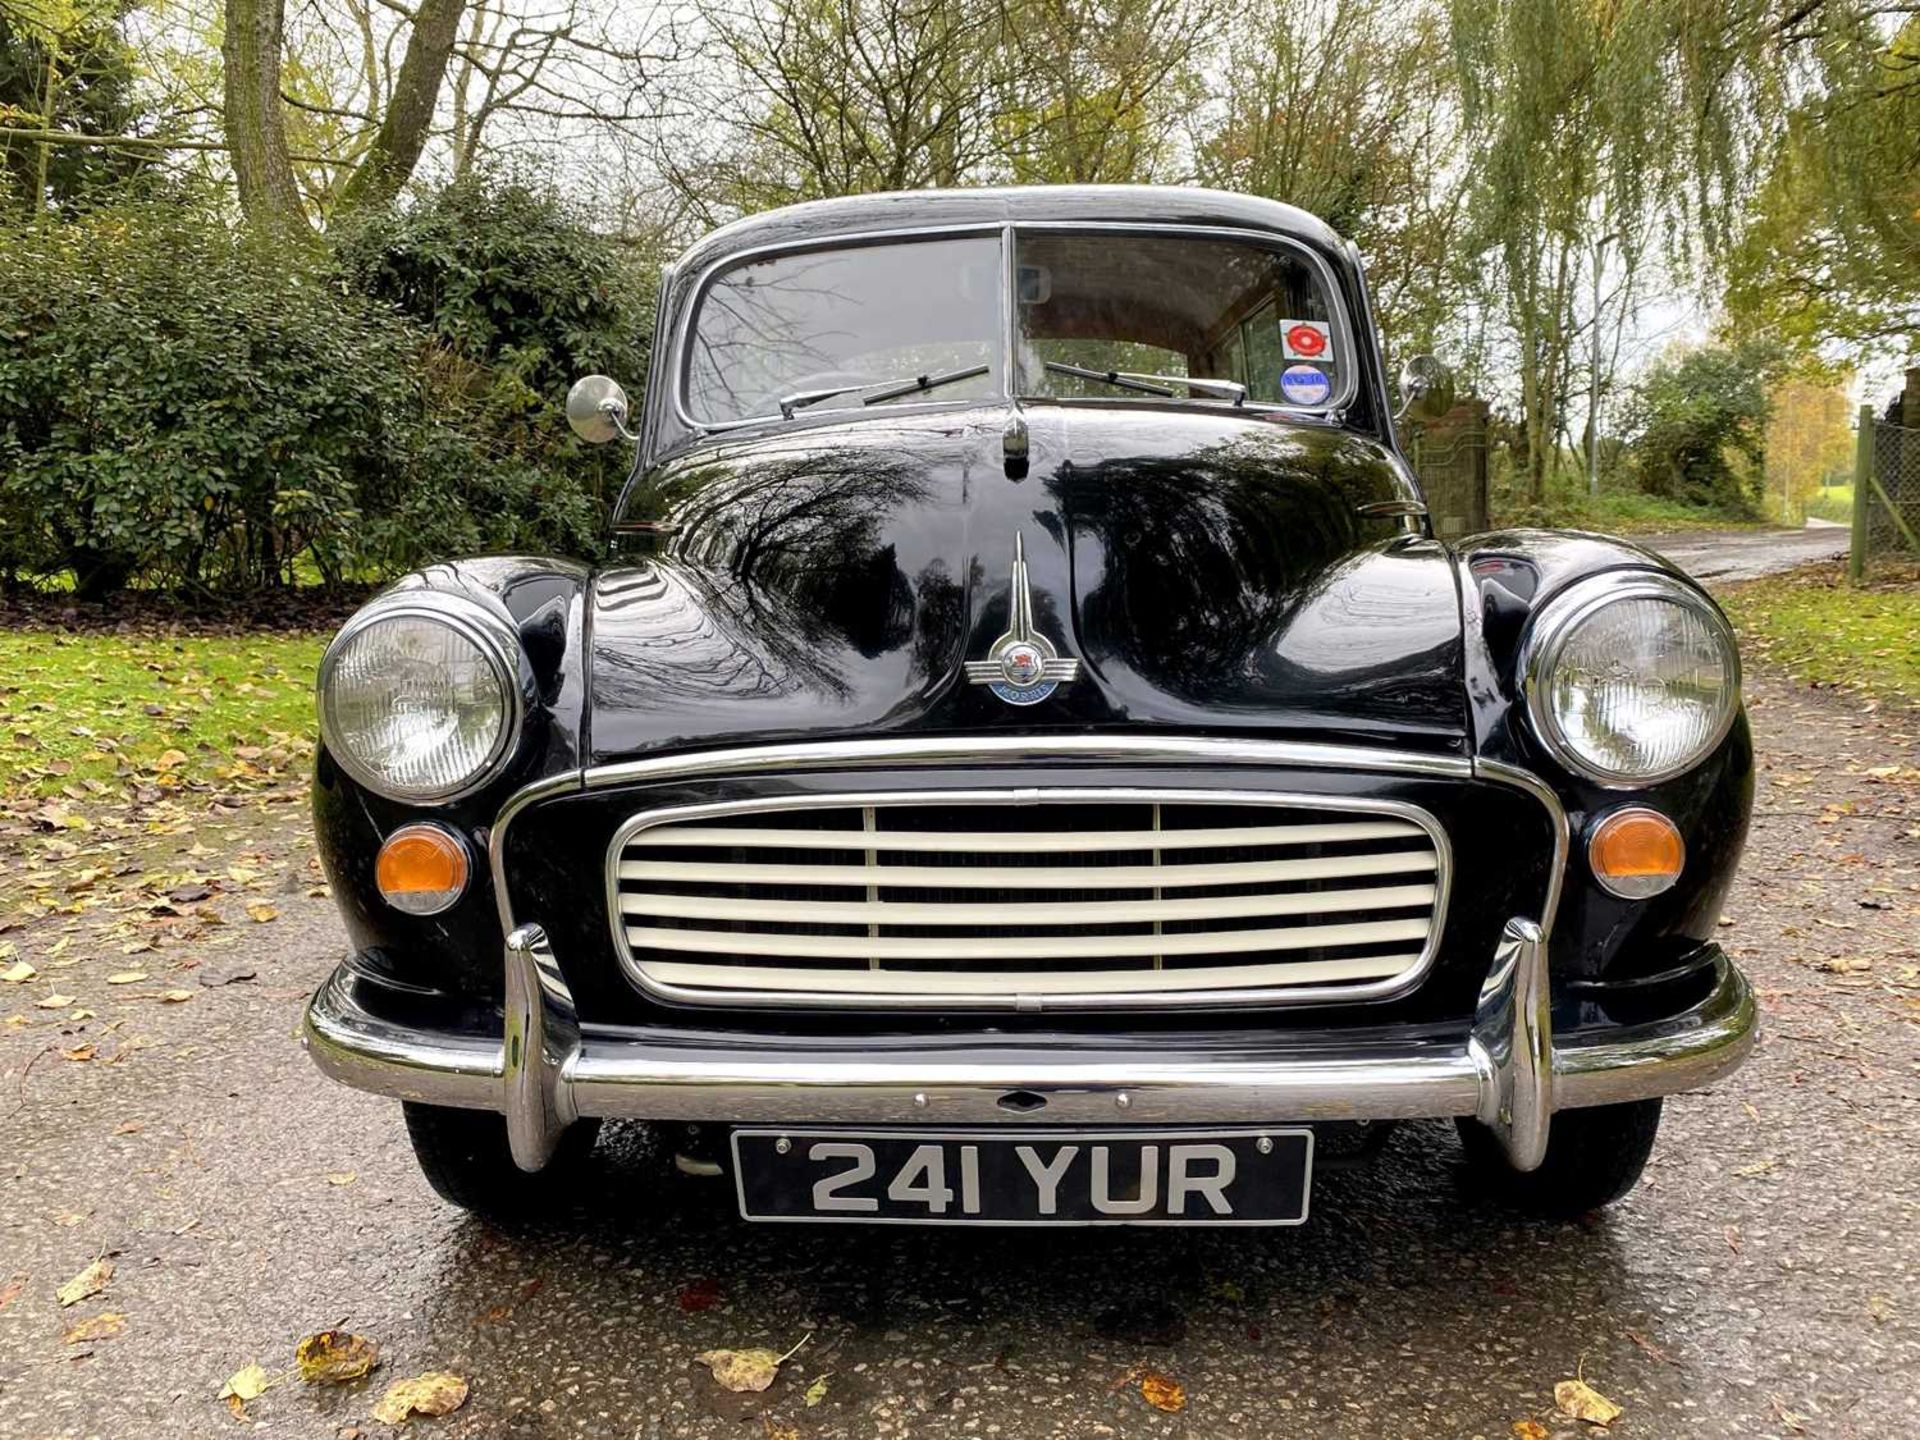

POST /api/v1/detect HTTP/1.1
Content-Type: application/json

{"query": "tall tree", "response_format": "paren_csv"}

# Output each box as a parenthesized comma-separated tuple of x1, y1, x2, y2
(332, 0, 468, 215)
(1196, 0, 1468, 354)
(660, 0, 1006, 224)
(993, 0, 1219, 185)
(222, 0, 309, 236)
(1444, 0, 1787, 500)
(1724, 12, 1920, 352)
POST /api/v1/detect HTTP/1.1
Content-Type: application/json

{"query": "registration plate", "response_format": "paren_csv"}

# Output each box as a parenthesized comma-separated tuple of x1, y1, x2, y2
(730, 1127, 1313, 1226)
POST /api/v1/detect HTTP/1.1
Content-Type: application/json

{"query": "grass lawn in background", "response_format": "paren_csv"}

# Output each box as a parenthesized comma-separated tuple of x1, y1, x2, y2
(1720, 560, 1920, 709)
(0, 629, 326, 810)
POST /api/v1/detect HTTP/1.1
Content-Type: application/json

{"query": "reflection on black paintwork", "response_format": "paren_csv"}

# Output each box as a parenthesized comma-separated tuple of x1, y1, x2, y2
(1059, 425, 1459, 726)
(592, 442, 937, 724)
(591, 404, 1468, 759)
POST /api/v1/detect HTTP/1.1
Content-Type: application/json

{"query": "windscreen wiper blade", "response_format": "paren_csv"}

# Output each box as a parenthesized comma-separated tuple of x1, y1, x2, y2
(1042, 361, 1246, 406)
(777, 364, 992, 419)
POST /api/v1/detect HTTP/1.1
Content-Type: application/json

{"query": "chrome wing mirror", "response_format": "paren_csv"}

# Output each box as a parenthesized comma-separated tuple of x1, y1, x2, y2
(1396, 355, 1455, 424)
(565, 375, 638, 444)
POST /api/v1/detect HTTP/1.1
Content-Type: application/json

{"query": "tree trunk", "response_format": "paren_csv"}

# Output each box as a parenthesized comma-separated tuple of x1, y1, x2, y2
(222, 0, 310, 238)
(335, 0, 469, 216)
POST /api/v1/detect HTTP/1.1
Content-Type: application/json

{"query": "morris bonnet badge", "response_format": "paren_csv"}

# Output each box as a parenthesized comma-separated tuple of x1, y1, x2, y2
(963, 533, 1081, 706)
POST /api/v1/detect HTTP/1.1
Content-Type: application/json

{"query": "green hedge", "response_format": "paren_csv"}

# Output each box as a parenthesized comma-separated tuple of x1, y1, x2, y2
(0, 181, 654, 597)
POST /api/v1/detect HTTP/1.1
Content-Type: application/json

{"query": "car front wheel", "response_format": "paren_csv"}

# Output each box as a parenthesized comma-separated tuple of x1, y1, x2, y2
(1457, 1098, 1662, 1218)
(402, 1102, 601, 1221)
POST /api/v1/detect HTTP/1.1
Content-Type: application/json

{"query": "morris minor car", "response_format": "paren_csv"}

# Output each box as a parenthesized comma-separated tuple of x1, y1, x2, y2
(304, 187, 1755, 1226)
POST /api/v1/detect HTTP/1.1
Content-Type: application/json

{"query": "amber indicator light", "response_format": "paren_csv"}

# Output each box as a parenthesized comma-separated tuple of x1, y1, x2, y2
(375, 824, 470, 914)
(1587, 808, 1684, 899)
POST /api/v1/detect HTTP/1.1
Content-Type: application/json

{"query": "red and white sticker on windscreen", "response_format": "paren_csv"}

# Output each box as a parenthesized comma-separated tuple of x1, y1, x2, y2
(1281, 320, 1331, 361)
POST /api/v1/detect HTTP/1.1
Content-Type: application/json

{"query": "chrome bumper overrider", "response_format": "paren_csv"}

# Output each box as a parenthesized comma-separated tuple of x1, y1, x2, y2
(301, 916, 1757, 1175)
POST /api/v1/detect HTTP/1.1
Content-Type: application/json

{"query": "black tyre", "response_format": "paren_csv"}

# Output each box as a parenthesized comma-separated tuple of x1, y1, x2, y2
(1457, 1098, 1662, 1218)
(402, 1102, 601, 1221)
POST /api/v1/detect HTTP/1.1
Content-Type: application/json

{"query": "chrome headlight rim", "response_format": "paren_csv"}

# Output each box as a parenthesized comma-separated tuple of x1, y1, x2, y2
(1522, 570, 1741, 789)
(317, 591, 525, 805)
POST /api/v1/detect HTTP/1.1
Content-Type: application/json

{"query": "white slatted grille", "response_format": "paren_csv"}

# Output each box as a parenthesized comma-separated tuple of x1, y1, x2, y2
(610, 796, 1445, 1007)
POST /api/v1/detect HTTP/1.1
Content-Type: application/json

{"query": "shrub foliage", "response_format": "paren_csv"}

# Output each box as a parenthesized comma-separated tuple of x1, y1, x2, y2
(0, 180, 654, 596)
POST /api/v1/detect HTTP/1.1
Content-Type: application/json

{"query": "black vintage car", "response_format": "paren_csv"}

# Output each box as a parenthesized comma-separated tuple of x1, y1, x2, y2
(304, 186, 1754, 1226)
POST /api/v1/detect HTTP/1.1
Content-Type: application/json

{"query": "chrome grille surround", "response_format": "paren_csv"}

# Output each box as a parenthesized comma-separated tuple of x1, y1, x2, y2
(605, 788, 1452, 1011)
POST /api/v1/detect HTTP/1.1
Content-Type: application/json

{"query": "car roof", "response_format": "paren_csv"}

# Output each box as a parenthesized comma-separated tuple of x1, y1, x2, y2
(671, 185, 1351, 274)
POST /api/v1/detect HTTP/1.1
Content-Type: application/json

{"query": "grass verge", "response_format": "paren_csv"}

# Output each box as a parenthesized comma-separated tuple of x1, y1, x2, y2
(0, 628, 325, 810)
(1490, 488, 1769, 536)
(1719, 561, 1920, 709)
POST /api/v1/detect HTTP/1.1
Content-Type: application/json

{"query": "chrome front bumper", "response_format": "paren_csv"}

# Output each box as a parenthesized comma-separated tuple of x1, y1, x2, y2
(302, 917, 1756, 1174)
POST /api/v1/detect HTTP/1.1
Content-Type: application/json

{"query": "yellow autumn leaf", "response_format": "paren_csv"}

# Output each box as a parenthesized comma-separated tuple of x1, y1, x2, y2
(1, 960, 35, 983)
(1514, 1422, 1550, 1440)
(56, 1258, 112, 1306)
(371, 1370, 469, 1424)
(154, 749, 189, 770)
(1555, 1378, 1623, 1427)
(695, 1348, 785, 1393)
(324, 1171, 358, 1186)
(245, 902, 278, 923)
(804, 1375, 830, 1407)
(1141, 1371, 1186, 1413)
(63, 1311, 126, 1344)
(219, 1361, 272, 1418)
(221, 1364, 269, 1400)
(107, 971, 148, 985)
(295, 1329, 379, 1383)
(34, 992, 76, 1008)
(159, 989, 194, 1003)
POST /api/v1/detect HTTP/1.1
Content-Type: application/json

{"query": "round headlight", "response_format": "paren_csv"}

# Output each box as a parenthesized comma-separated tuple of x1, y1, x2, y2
(318, 597, 520, 802)
(1524, 572, 1740, 786)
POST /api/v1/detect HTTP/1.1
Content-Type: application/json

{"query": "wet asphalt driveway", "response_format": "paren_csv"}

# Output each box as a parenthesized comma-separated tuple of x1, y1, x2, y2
(2, 669, 1915, 1439)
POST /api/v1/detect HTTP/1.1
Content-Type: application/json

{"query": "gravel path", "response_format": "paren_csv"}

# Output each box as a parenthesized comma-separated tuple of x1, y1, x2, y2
(0, 673, 1914, 1439)
(1636, 524, 1852, 584)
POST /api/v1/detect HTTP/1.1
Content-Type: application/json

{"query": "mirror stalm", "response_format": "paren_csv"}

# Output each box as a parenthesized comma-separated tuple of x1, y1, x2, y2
(1397, 355, 1455, 424)
(566, 375, 633, 444)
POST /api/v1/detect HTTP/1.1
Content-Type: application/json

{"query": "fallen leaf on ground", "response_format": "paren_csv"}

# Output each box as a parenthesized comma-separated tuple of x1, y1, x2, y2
(1555, 1378, 1623, 1427)
(696, 1348, 785, 1393)
(296, 1330, 380, 1383)
(63, 1311, 126, 1344)
(804, 1375, 830, 1407)
(694, 1335, 809, 1394)
(56, 1258, 112, 1306)
(1, 960, 36, 983)
(220, 1361, 271, 1419)
(63, 1044, 96, 1062)
(245, 903, 278, 923)
(159, 989, 194, 1003)
(762, 1421, 800, 1440)
(107, 971, 148, 985)
(1141, 1372, 1186, 1413)
(198, 964, 256, 987)
(34, 992, 76, 1008)
(1513, 1422, 1549, 1440)
(371, 1371, 468, 1424)
(325, 1171, 357, 1186)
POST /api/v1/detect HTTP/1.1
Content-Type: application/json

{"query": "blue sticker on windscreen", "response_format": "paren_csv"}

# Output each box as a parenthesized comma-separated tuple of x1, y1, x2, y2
(1280, 365, 1331, 405)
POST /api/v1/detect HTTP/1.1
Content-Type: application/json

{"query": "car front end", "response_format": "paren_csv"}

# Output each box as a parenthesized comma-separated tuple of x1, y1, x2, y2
(301, 187, 1755, 1225)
